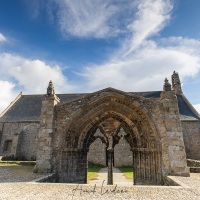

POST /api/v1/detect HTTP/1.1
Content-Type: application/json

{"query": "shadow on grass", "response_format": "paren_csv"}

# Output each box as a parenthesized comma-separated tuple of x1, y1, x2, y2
(87, 163, 103, 181)
(118, 166, 133, 179)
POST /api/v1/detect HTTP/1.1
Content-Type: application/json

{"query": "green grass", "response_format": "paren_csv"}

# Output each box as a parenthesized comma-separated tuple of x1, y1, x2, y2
(0, 163, 19, 167)
(87, 164, 102, 181)
(0, 161, 36, 166)
(118, 166, 133, 179)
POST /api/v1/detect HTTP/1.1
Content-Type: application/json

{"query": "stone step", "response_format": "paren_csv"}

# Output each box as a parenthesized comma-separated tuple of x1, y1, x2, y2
(187, 159, 200, 167)
(190, 167, 200, 173)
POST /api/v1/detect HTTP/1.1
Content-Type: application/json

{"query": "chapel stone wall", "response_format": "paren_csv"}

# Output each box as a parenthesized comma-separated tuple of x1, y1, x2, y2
(87, 135, 133, 167)
(87, 138, 106, 166)
(114, 136, 132, 167)
(0, 123, 3, 147)
(0, 122, 39, 160)
(182, 121, 200, 160)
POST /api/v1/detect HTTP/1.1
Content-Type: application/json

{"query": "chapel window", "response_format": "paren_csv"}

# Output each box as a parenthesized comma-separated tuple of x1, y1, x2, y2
(4, 140, 12, 152)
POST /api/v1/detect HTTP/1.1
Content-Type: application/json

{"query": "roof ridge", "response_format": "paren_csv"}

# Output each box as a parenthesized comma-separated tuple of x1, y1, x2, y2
(57, 93, 89, 95)
(17, 91, 162, 96)
(129, 91, 162, 93)
(21, 94, 44, 96)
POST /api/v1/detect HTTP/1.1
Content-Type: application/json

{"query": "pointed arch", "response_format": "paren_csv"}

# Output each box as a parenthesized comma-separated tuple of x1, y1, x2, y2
(60, 94, 162, 184)
(65, 95, 161, 150)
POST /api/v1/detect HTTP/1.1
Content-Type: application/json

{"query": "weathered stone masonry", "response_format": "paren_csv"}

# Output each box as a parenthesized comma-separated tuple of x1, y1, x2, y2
(0, 122, 39, 160)
(0, 71, 199, 185)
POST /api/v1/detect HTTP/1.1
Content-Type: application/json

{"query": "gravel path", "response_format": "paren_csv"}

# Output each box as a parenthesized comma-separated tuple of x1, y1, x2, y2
(89, 167, 133, 186)
(0, 165, 200, 200)
(0, 165, 44, 182)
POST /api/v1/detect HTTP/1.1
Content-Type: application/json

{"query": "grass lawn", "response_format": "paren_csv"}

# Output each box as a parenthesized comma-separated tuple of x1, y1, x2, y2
(0, 162, 34, 170)
(0, 163, 19, 167)
(118, 166, 133, 179)
(87, 164, 102, 181)
(0, 160, 36, 169)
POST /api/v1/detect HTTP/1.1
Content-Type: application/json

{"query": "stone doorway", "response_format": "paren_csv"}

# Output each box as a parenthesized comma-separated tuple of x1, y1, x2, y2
(87, 127, 133, 185)
(58, 109, 162, 185)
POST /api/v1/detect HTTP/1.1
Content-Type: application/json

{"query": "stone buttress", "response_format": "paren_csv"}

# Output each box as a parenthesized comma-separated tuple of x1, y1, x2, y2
(34, 81, 59, 173)
(160, 78, 189, 176)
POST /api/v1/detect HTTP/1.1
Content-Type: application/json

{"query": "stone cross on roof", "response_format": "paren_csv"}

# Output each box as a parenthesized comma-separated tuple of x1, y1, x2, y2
(171, 71, 182, 94)
(47, 80, 55, 95)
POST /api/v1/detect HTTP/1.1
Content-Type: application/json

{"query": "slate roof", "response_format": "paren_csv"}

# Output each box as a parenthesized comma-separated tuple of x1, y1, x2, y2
(0, 95, 43, 122)
(0, 94, 87, 122)
(0, 91, 199, 122)
(177, 95, 200, 120)
(129, 91, 162, 98)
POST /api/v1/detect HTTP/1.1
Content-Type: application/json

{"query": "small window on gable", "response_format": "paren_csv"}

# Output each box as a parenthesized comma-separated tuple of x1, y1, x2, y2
(4, 140, 12, 152)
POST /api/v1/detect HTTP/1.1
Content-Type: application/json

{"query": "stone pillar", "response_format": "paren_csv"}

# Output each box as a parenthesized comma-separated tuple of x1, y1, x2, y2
(160, 79, 189, 176)
(34, 81, 59, 173)
(107, 149, 114, 185)
(132, 150, 136, 185)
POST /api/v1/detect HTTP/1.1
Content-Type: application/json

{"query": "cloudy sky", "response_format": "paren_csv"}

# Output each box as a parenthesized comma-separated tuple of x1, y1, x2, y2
(1, 0, 200, 113)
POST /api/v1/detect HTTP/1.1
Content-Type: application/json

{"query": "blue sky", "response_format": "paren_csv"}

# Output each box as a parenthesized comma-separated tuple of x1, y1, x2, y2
(1, 0, 200, 113)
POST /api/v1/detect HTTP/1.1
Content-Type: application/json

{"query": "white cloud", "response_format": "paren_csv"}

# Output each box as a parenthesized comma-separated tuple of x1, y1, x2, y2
(0, 53, 74, 93)
(47, 0, 135, 38)
(0, 33, 6, 42)
(74, 0, 200, 93)
(193, 104, 200, 114)
(126, 0, 172, 54)
(31, 0, 172, 41)
(0, 81, 17, 113)
(82, 39, 200, 91)
(0, 53, 75, 112)
(80, 37, 200, 92)
(44, 0, 172, 43)
(2, 0, 200, 112)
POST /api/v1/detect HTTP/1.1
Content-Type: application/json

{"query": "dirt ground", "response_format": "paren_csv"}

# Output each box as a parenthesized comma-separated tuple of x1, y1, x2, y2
(0, 164, 44, 182)
(0, 165, 200, 200)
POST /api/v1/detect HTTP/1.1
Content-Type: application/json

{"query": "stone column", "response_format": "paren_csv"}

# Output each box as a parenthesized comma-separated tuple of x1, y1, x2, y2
(132, 150, 136, 185)
(107, 134, 114, 185)
(34, 81, 59, 173)
(160, 79, 189, 176)
(107, 149, 114, 185)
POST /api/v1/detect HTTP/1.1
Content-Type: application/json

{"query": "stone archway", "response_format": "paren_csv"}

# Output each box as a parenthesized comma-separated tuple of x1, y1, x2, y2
(58, 95, 162, 185)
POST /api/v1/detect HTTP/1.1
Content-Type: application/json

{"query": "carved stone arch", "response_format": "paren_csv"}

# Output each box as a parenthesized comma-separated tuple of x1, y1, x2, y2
(65, 95, 160, 149)
(59, 94, 162, 184)
(81, 112, 138, 149)
(65, 94, 154, 129)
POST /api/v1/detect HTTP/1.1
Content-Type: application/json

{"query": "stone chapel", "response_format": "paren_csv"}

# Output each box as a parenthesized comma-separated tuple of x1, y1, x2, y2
(0, 71, 200, 185)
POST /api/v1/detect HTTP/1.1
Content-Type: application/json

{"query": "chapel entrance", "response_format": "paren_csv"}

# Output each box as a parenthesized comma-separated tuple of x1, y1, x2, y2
(83, 115, 162, 185)
(59, 94, 162, 185)
(87, 127, 133, 185)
